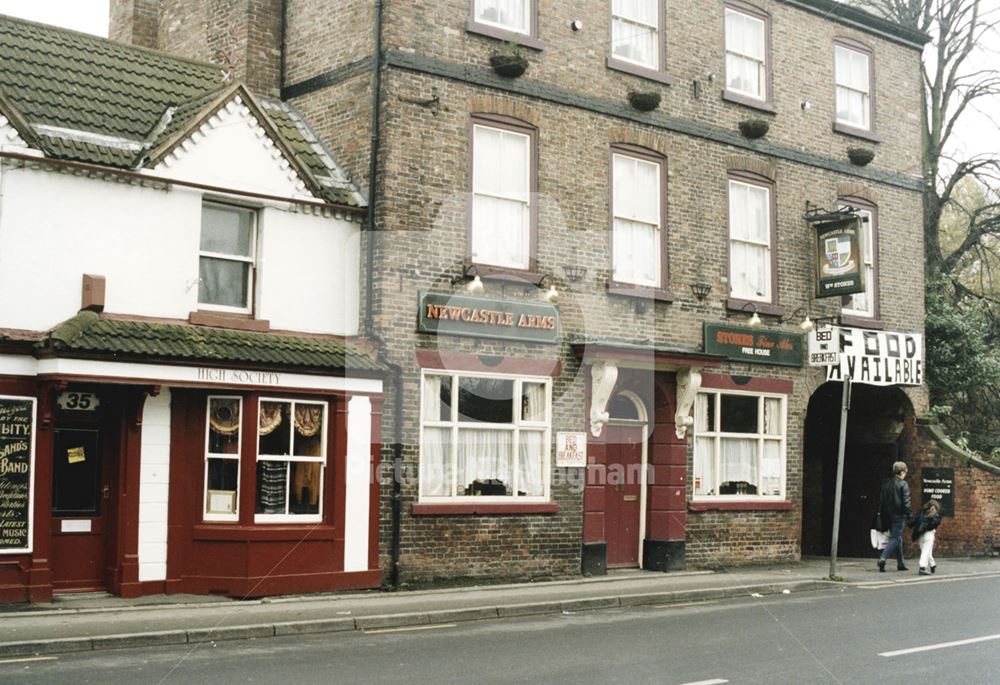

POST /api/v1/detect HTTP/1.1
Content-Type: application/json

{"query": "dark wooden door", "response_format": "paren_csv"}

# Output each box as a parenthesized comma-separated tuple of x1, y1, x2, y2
(50, 427, 112, 591)
(605, 425, 643, 568)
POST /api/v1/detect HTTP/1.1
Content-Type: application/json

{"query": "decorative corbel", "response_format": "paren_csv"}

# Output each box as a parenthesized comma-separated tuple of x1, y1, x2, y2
(590, 360, 619, 437)
(675, 366, 703, 439)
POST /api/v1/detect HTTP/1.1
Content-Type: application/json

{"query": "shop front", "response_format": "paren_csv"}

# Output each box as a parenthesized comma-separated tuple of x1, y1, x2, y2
(0, 314, 384, 603)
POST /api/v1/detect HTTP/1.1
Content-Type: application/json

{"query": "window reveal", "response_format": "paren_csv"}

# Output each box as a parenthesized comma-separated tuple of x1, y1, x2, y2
(471, 122, 532, 270)
(612, 152, 662, 287)
(725, 7, 767, 100)
(611, 0, 659, 69)
(835, 44, 871, 130)
(256, 400, 326, 519)
(694, 390, 785, 498)
(728, 179, 772, 302)
(199, 202, 256, 311)
(420, 372, 550, 500)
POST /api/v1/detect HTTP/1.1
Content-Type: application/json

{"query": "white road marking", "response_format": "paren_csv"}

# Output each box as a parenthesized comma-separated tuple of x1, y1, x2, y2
(678, 679, 728, 685)
(0, 656, 59, 665)
(363, 623, 457, 635)
(879, 633, 1000, 657)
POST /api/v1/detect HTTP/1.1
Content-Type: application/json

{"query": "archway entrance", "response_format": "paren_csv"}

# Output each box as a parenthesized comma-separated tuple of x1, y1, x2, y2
(801, 382, 914, 557)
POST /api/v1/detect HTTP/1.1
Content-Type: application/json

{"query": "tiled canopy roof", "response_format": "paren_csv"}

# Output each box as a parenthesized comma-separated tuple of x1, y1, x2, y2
(41, 312, 385, 373)
(0, 14, 363, 207)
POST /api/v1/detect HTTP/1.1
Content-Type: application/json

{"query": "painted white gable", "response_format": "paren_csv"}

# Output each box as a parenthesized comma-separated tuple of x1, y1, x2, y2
(149, 96, 315, 201)
(0, 113, 28, 150)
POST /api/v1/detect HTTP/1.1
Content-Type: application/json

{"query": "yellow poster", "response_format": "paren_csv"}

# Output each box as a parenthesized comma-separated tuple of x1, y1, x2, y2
(67, 447, 86, 464)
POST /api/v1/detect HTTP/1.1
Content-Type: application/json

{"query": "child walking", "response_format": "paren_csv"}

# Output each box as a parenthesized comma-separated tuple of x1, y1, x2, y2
(911, 499, 942, 576)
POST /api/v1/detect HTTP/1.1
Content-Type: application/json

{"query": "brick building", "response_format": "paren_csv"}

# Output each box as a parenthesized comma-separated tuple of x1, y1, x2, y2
(108, 0, 944, 585)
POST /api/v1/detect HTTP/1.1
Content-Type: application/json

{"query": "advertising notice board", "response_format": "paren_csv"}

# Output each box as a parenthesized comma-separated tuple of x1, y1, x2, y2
(822, 327, 923, 386)
(921, 467, 954, 517)
(704, 323, 803, 367)
(0, 397, 36, 553)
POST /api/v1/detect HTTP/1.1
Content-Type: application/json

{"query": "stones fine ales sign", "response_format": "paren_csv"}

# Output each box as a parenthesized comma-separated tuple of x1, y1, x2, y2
(0, 397, 35, 553)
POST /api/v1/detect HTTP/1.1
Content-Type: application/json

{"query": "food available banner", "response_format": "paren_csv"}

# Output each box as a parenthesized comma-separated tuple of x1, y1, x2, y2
(0, 397, 36, 553)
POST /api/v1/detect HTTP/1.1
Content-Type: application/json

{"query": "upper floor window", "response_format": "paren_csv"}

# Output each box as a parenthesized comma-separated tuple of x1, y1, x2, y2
(835, 43, 873, 131)
(839, 201, 878, 319)
(419, 371, 551, 501)
(694, 390, 786, 499)
(474, 0, 529, 35)
(470, 117, 534, 271)
(725, 4, 769, 102)
(611, 0, 659, 70)
(728, 176, 773, 303)
(199, 202, 256, 312)
(612, 148, 665, 288)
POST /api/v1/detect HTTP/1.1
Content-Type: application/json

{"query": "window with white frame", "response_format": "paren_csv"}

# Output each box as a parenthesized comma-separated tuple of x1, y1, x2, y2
(471, 121, 532, 270)
(839, 203, 876, 318)
(725, 6, 767, 100)
(420, 372, 550, 500)
(255, 399, 327, 520)
(728, 178, 772, 302)
(693, 390, 785, 498)
(612, 151, 662, 287)
(835, 44, 872, 130)
(205, 396, 242, 521)
(199, 202, 256, 311)
(474, 0, 529, 35)
(611, 0, 659, 69)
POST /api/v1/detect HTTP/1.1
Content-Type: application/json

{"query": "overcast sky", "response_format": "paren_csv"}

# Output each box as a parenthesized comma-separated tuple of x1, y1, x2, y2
(0, 0, 997, 161)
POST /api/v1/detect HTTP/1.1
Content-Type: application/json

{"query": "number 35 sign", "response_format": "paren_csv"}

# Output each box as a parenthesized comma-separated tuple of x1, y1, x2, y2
(57, 392, 101, 411)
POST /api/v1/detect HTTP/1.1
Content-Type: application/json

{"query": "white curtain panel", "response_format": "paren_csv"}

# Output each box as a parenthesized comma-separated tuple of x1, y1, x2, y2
(457, 428, 513, 491)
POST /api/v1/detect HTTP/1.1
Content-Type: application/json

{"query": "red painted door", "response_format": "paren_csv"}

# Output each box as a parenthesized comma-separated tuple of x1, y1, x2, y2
(605, 425, 643, 568)
(50, 427, 113, 591)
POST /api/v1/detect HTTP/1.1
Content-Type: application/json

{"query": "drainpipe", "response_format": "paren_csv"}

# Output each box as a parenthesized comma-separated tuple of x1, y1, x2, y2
(365, 0, 400, 588)
(279, 0, 288, 94)
(364, 0, 384, 338)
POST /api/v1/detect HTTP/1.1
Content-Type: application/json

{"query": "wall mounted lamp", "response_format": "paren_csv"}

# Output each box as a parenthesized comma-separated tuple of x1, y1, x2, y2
(690, 281, 712, 301)
(563, 264, 588, 283)
(779, 307, 838, 332)
(728, 301, 762, 328)
(451, 273, 485, 295)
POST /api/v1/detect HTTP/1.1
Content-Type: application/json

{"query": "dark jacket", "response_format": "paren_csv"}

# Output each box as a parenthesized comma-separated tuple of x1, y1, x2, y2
(911, 509, 942, 541)
(878, 476, 912, 528)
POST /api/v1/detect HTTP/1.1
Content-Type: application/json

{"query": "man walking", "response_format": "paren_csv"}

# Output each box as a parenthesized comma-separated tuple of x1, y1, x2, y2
(877, 461, 912, 572)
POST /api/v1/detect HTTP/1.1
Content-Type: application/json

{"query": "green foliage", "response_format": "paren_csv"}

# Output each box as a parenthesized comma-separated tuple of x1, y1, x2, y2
(925, 277, 1000, 457)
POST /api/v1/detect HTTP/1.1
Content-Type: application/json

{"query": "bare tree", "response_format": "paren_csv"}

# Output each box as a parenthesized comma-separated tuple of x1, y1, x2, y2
(854, 0, 1000, 284)
(853, 1, 1000, 458)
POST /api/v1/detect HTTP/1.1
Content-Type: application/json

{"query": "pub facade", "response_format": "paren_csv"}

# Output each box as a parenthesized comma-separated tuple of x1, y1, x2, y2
(109, 0, 932, 585)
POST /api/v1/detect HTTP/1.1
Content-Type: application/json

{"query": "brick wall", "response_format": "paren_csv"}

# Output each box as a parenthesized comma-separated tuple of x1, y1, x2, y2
(906, 421, 1000, 558)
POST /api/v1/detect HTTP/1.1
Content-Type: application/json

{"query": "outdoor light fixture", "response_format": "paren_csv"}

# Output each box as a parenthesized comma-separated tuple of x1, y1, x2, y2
(779, 306, 816, 331)
(467, 275, 485, 295)
(690, 281, 711, 301)
(728, 301, 762, 328)
(563, 264, 588, 282)
(545, 283, 560, 304)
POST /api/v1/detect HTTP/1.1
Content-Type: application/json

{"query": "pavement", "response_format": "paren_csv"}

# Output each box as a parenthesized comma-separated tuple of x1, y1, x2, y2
(2, 555, 999, 658)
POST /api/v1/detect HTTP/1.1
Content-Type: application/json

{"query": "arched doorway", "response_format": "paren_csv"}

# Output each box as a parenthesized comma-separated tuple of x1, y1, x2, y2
(801, 382, 914, 557)
(604, 392, 649, 568)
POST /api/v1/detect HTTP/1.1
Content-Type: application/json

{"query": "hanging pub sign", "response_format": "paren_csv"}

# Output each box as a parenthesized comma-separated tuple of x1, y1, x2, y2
(0, 396, 36, 553)
(417, 291, 560, 344)
(814, 214, 865, 298)
(703, 323, 803, 367)
(824, 327, 923, 386)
